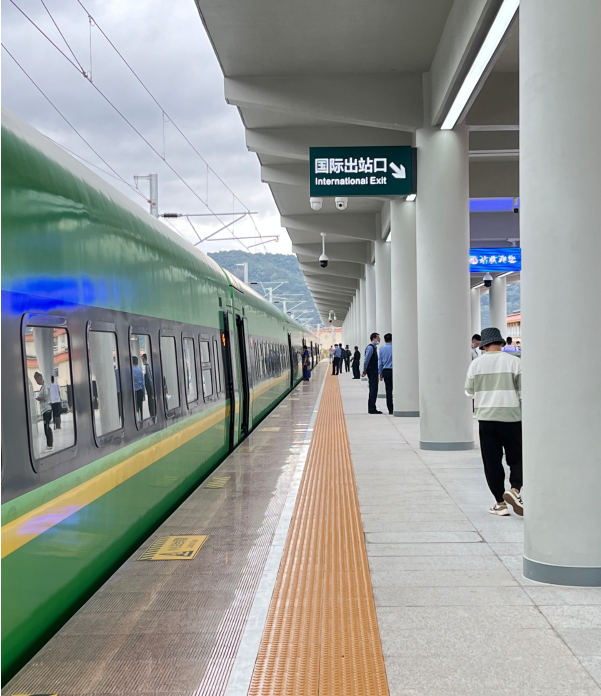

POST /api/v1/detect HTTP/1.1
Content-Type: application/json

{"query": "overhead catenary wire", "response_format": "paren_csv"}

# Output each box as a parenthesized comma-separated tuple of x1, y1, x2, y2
(1, 43, 147, 203)
(74, 0, 270, 252)
(7, 1, 257, 252)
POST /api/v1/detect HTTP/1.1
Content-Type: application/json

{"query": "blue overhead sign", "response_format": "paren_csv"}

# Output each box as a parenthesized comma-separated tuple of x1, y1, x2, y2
(469, 248, 521, 273)
(309, 146, 416, 197)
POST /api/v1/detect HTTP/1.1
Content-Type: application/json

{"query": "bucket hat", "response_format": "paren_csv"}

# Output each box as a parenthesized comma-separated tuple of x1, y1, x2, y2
(479, 327, 506, 348)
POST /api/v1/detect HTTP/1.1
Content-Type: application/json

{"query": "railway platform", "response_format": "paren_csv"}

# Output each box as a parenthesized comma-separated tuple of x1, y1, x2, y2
(4, 364, 601, 695)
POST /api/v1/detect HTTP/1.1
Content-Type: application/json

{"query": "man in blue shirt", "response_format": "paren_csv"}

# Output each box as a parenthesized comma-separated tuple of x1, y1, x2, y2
(132, 356, 145, 422)
(378, 333, 393, 415)
(362, 333, 381, 414)
(332, 343, 342, 376)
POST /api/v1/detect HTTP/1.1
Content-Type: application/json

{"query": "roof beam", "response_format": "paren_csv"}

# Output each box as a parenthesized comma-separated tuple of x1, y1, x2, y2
(246, 126, 412, 161)
(283, 213, 377, 242)
(304, 274, 360, 291)
(226, 74, 423, 131)
(292, 242, 371, 264)
(299, 260, 365, 280)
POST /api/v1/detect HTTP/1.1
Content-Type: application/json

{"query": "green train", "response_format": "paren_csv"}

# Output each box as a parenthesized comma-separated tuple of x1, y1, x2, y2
(0, 106, 320, 683)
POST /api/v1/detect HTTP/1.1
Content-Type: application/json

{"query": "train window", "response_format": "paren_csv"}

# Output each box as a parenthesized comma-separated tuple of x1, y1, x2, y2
(182, 337, 198, 404)
(24, 325, 75, 458)
(89, 330, 123, 437)
(130, 334, 157, 425)
(160, 336, 180, 413)
(200, 340, 213, 399)
(213, 338, 222, 394)
(200, 340, 211, 364)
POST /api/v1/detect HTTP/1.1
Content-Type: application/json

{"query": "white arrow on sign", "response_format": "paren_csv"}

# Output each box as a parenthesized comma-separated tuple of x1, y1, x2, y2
(390, 162, 406, 179)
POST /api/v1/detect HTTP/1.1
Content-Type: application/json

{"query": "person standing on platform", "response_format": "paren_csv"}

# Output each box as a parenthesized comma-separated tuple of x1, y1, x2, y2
(471, 333, 481, 360)
(34, 372, 53, 452)
(302, 345, 311, 381)
(351, 346, 361, 379)
(50, 375, 62, 429)
(465, 327, 523, 517)
(332, 344, 342, 375)
(132, 356, 146, 422)
(362, 333, 381, 414)
(378, 333, 393, 415)
(344, 345, 351, 372)
(503, 336, 519, 353)
(328, 345, 334, 364)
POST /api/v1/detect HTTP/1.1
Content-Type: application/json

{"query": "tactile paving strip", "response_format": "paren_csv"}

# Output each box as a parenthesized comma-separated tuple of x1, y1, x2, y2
(248, 374, 390, 696)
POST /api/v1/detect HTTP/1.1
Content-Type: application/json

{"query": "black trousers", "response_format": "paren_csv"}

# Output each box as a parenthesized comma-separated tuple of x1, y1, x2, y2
(367, 371, 379, 413)
(332, 357, 340, 375)
(352, 362, 360, 379)
(382, 368, 393, 414)
(344, 358, 350, 372)
(43, 410, 53, 447)
(478, 420, 523, 502)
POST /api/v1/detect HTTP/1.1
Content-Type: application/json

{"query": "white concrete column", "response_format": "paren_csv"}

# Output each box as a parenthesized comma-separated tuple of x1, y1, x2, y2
(416, 126, 473, 450)
(375, 239, 392, 335)
(365, 263, 377, 339)
(390, 199, 419, 416)
(522, 0, 601, 586)
(488, 275, 507, 339)
(470, 287, 482, 337)
(359, 278, 367, 350)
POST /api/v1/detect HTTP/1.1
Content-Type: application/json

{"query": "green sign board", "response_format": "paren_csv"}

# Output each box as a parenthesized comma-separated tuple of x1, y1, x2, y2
(309, 146, 416, 197)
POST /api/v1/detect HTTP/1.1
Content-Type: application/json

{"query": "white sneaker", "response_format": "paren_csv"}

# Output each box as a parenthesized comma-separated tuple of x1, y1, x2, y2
(489, 502, 510, 516)
(503, 488, 523, 517)
(46, 446, 54, 452)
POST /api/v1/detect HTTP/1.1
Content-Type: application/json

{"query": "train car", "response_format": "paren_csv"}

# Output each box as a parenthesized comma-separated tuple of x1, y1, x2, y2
(0, 107, 320, 683)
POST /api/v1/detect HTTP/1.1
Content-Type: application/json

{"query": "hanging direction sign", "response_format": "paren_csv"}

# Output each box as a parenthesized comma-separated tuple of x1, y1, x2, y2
(310, 146, 416, 197)
(469, 248, 521, 273)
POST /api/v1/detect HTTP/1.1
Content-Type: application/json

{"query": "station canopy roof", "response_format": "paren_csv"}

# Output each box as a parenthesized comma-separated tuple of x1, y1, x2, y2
(195, 0, 520, 324)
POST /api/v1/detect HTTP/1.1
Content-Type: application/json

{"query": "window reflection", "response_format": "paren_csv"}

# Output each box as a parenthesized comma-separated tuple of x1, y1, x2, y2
(182, 337, 198, 404)
(89, 331, 122, 437)
(130, 334, 156, 424)
(24, 325, 75, 458)
(160, 336, 180, 412)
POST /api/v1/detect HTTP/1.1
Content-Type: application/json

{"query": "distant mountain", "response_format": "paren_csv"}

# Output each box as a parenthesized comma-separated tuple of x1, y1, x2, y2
(208, 251, 319, 325)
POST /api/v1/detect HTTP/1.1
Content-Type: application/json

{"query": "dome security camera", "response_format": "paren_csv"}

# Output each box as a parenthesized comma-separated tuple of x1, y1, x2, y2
(335, 197, 348, 211)
(310, 197, 323, 211)
(319, 253, 329, 268)
(513, 197, 519, 214)
(483, 272, 493, 288)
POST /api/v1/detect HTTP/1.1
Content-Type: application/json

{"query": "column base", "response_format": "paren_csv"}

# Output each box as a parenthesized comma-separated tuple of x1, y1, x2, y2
(420, 440, 474, 451)
(523, 557, 601, 587)
(394, 410, 419, 417)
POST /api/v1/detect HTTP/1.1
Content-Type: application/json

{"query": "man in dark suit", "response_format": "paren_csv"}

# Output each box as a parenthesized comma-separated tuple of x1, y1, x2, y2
(362, 333, 381, 414)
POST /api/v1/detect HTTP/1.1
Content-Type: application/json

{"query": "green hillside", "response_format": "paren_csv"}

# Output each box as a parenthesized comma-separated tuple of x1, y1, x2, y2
(208, 251, 319, 324)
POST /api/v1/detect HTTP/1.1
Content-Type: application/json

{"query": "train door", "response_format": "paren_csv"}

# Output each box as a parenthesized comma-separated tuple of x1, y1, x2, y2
(310, 341, 314, 369)
(235, 314, 250, 436)
(287, 333, 294, 389)
(221, 311, 238, 450)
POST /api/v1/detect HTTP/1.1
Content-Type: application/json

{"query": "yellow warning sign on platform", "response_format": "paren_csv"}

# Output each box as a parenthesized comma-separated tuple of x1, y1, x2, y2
(138, 535, 208, 561)
(260, 426, 281, 432)
(205, 476, 231, 488)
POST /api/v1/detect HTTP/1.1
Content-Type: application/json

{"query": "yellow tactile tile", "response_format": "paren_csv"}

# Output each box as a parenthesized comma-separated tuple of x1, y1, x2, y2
(248, 374, 389, 696)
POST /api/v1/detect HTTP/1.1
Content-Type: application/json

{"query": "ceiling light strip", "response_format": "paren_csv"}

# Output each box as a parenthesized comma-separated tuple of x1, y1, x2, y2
(441, 0, 519, 131)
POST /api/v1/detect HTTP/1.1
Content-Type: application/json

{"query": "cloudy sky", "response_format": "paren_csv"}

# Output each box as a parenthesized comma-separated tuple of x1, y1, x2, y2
(1, 0, 291, 254)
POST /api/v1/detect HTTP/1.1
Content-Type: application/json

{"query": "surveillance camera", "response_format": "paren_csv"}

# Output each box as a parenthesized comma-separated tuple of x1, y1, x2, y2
(513, 197, 519, 214)
(335, 197, 348, 211)
(483, 272, 493, 288)
(310, 197, 323, 211)
(329, 318, 333, 324)
(319, 252, 329, 268)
